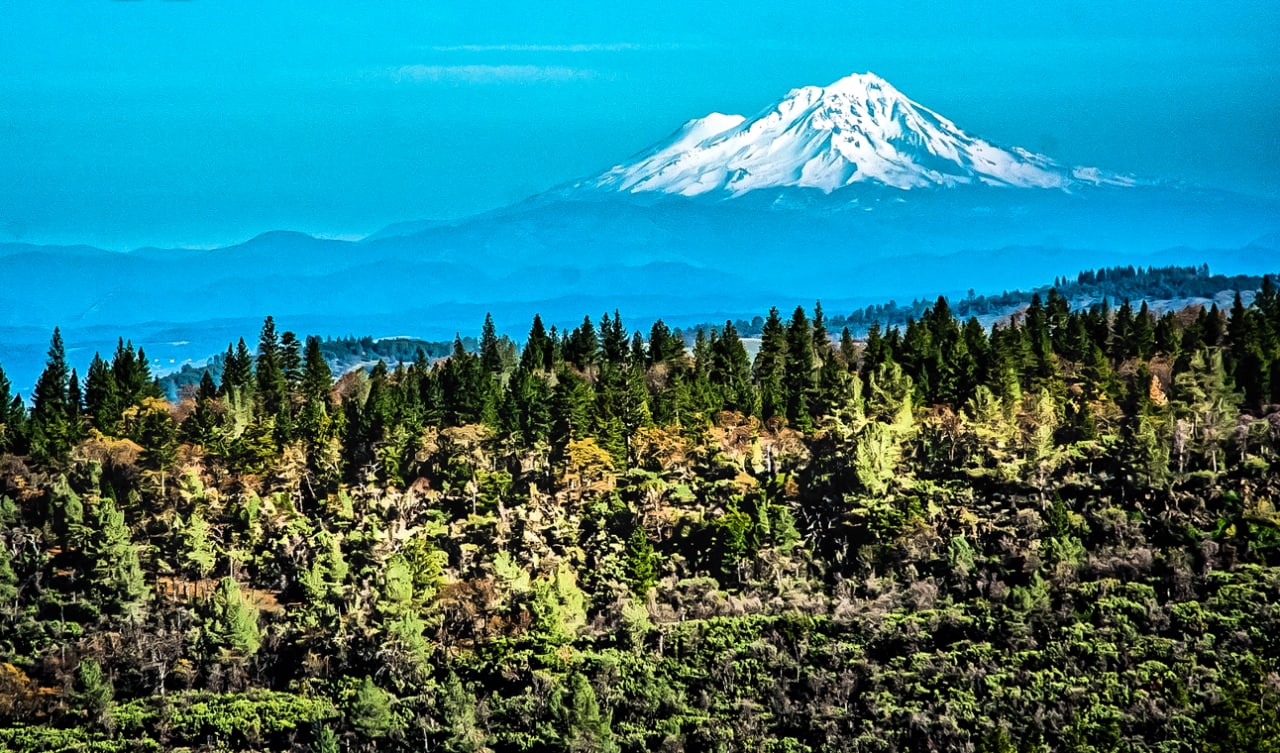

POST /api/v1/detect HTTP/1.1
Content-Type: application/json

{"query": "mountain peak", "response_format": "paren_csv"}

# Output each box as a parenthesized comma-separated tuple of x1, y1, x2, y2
(583, 72, 1131, 197)
(814, 70, 894, 95)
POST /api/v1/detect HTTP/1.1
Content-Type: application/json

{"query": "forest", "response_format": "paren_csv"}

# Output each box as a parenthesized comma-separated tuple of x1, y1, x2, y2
(0, 273, 1278, 752)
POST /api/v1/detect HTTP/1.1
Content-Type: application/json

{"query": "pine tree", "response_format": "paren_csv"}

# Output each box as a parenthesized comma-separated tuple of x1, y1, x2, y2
(180, 511, 217, 579)
(30, 328, 74, 466)
(206, 577, 262, 658)
(85, 495, 149, 618)
(564, 673, 618, 753)
(279, 330, 303, 390)
(600, 309, 630, 367)
(521, 314, 554, 372)
(71, 658, 114, 729)
(625, 526, 659, 597)
(311, 726, 340, 753)
(0, 360, 27, 454)
(440, 337, 485, 426)
(220, 338, 255, 396)
(255, 316, 288, 421)
(710, 321, 756, 416)
(565, 316, 598, 371)
(1134, 301, 1156, 360)
(84, 353, 122, 433)
(784, 305, 816, 431)
(754, 308, 787, 420)
(479, 312, 503, 374)
(551, 369, 595, 457)
(646, 319, 683, 366)
(112, 339, 149, 404)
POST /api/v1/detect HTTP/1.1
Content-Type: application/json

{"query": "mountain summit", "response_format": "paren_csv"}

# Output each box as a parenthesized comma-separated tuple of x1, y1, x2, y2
(584, 72, 1133, 196)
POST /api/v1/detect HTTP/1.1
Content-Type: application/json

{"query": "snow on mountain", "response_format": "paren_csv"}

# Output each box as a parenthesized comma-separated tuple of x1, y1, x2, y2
(584, 72, 1133, 196)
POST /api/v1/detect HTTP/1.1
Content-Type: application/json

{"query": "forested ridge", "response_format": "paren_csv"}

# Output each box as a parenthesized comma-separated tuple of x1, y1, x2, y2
(0, 273, 1279, 752)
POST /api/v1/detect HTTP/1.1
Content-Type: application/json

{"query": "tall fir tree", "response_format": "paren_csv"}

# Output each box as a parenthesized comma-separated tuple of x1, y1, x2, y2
(30, 328, 75, 466)
(754, 308, 787, 420)
(783, 305, 816, 431)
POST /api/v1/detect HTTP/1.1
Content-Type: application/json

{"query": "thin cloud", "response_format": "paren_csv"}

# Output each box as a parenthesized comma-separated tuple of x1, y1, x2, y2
(423, 43, 689, 53)
(391, 64, 598, 84)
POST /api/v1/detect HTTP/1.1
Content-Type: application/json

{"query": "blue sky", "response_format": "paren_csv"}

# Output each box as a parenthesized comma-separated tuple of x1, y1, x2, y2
(1, 0, 1276, 249)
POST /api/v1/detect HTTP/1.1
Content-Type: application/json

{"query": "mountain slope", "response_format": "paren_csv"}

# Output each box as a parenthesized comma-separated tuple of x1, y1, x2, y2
(583, 72, 1134, 196)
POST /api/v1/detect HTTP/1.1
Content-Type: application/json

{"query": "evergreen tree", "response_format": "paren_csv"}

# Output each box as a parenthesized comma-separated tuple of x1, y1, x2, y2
(646, 319, 683, 366)
(551, 369, 595, 457)
(710, 321, 756, 415)
(30, 328, 75, 466)
(112, 338, 153, 404)
(206, 577, 262, 658)
(783, 305, 816, 431)
(180, 511, 217, 579)
(220, 338, 254, 396)
(1134, 301, 1156, 360)
(521, 314, 554, 372)
(256, 316, 288, 420)
(565, 316, 599, 371)
(84, 353, 121, 433)
(479, 312, 504, 374)
(84, 494, 149, 618)
(564, 673, 618, 753)
(440, 337, 486, 426)
(755, 308, 787, 420)
(279, 330, 304, 391)
(625, 526, 659, 597)
(348, 677, 394, 740)
(0, 539, 18, 610)
(0, 360, 27, 454)
(839, 326, 858, 369)
(71, 658, 114, 729)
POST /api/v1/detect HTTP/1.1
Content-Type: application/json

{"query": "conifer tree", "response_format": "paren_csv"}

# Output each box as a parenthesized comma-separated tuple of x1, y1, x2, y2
(206, 577, 262, 658)
(564, 673, 618, 753)
(754, 308, 787, 420)
(0, 360, 26, 454)
(839, 326, 858, 369)
(600, 309, 630, 366)
(784, 305, 816, 431)
(256, 316, 288, 420)
(565, 316, 598, 371)
(1135, 301, 1156, 360)
(30, 328, 75, 466)
(220, 338, 255, 396)
(279, 330, 303, 390)
(0, 539, 18, 610)
(84, 353, 121, 433)
(646, 319, 683, 366)
(180, 511, 217, 579)
(711, 321, 756, 415)
(71, 658, 114, 729)
(85, 494, 149, 618)
(861, 321, 891, 376)
(625, 526, 659, 597)
(479, 312, 503, 375)
(112, 339, 148, 403)
(521, 314, 554, 372)
(349, 676, 394, 740)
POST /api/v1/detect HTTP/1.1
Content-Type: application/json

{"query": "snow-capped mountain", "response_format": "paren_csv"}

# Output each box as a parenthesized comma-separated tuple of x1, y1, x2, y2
(585, 72, 1133, 196)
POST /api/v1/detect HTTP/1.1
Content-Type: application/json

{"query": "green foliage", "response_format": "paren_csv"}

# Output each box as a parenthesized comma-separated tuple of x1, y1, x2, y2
(84, 495, 149, 618)
(3, 273, 1280, 753)
(347, 676, 394, 740)
(624, 526, 659, 597)
(204, 577, 262, 659)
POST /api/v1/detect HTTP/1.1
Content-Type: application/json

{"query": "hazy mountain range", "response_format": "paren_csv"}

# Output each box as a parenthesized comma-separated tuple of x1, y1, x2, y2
(1, 72, 1277, 389)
